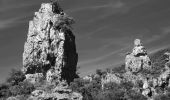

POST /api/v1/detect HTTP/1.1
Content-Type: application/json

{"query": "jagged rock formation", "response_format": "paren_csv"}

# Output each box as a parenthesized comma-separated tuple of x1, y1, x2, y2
(125, 39, 152, 73)
(23, 2, 78, 84)
(21, 2, 83, 100)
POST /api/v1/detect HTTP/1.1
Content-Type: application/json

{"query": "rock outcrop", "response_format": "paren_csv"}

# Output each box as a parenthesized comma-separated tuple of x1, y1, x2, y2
(125, 39, 152, 73)
(23, 2, 78, 84)
(124, 39, 170, 98)
(29, 82, 83, 100)
(101, 73, 122, 89)
(21, 2, 83, 100)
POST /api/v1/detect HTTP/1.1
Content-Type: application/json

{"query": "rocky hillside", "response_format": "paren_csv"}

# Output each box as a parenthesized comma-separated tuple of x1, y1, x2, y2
(72, 39, 170, 100)
(1, 1, 170, 100)
(150, 48, 170, 77)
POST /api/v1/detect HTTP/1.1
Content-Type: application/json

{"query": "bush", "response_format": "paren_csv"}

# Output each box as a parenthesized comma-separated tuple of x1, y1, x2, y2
(154, 94, 170, 100)
(0, 69, 35, 99)
(6, 69, 25, 86)
(102, 82, 125, 100)
(112, 65, 126, 74)
(95, 69, 103, 76)
(70, 76, 147, 100)
(54, 15, 75, 31)
(0, 83, 11, 98)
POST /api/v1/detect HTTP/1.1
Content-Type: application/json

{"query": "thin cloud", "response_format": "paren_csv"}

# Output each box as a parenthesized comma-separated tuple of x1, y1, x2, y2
(66, 0, 126, 14)
(0, 3, 39, 12)
(0, 18, 18, 29)
(162, 26, 170, 34)
(145, 26, 170, 44)
(78, 47, 127, 66)
(78, 26, 108, 39)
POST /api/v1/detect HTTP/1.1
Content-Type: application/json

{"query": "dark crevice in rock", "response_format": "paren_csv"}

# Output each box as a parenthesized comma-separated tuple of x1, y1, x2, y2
(135, 53, 147, 57)
(47, 54, 56, 66)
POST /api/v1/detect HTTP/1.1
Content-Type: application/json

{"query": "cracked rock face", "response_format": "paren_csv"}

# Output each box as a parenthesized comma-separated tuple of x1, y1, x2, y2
(23, 2, 78, 84)
(125, 39, 152, 73)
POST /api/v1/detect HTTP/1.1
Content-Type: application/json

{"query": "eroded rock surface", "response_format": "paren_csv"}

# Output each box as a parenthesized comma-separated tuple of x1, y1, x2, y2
(125, 39, 152, 73)
(29, 82, 83, 100)
(23, 2, 78, 84)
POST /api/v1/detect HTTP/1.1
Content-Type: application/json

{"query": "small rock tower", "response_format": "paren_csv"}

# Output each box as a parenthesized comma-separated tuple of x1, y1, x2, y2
(23, 1, 78, 84)
(125, 39, 152, 73)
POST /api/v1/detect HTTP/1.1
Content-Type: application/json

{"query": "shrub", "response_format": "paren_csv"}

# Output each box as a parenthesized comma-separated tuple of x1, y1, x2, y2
(0, 69, 35, 99)
(95, 69, 103, 76)
(154, 94, 170, 100)
(9, 81, 35, 96)
(112, 65, 126, 74)
(0, 83, 11, 98)
(6, 69, 25, 86)
(125, 90, 147, 100)
(54, 15, 75, 31)
(70, 77, 145, 100)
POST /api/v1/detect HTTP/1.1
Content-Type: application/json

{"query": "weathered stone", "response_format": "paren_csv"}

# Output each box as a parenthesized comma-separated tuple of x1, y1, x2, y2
(29, 84, 83, 100)
(83, 75, 93, 82)
(31, 90, 45, 97)
(134, 39, 142, 46)
(123, 71, 144, 85)
(23, 2, 78, 84)
(25, 73, 43, 84)
(101, 73, 122, 89)
(125, 39, 152, 73)
(101, 73, 122, 84)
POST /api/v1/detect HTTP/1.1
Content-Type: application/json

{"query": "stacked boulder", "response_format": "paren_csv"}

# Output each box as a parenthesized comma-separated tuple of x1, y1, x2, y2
(125, 39, 170, 98)
(23, 2, 78, 84)
(125, 39, 152, 73)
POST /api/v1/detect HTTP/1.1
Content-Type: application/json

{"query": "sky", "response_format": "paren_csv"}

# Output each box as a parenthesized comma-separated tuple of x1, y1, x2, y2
(0, 0, 170, 83)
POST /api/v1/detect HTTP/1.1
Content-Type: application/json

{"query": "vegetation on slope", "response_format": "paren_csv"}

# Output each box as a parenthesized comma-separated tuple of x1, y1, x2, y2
(1, 48, 170, 100)
(0, 69, 35, 100)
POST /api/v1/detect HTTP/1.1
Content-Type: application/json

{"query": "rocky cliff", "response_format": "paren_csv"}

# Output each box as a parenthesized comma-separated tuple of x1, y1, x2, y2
(23, 2, 78, 84)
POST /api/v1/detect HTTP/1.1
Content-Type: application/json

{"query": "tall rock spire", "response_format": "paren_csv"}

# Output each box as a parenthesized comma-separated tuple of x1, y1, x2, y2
(23, 2, 78, 84)
(125, 39, 152, 73)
